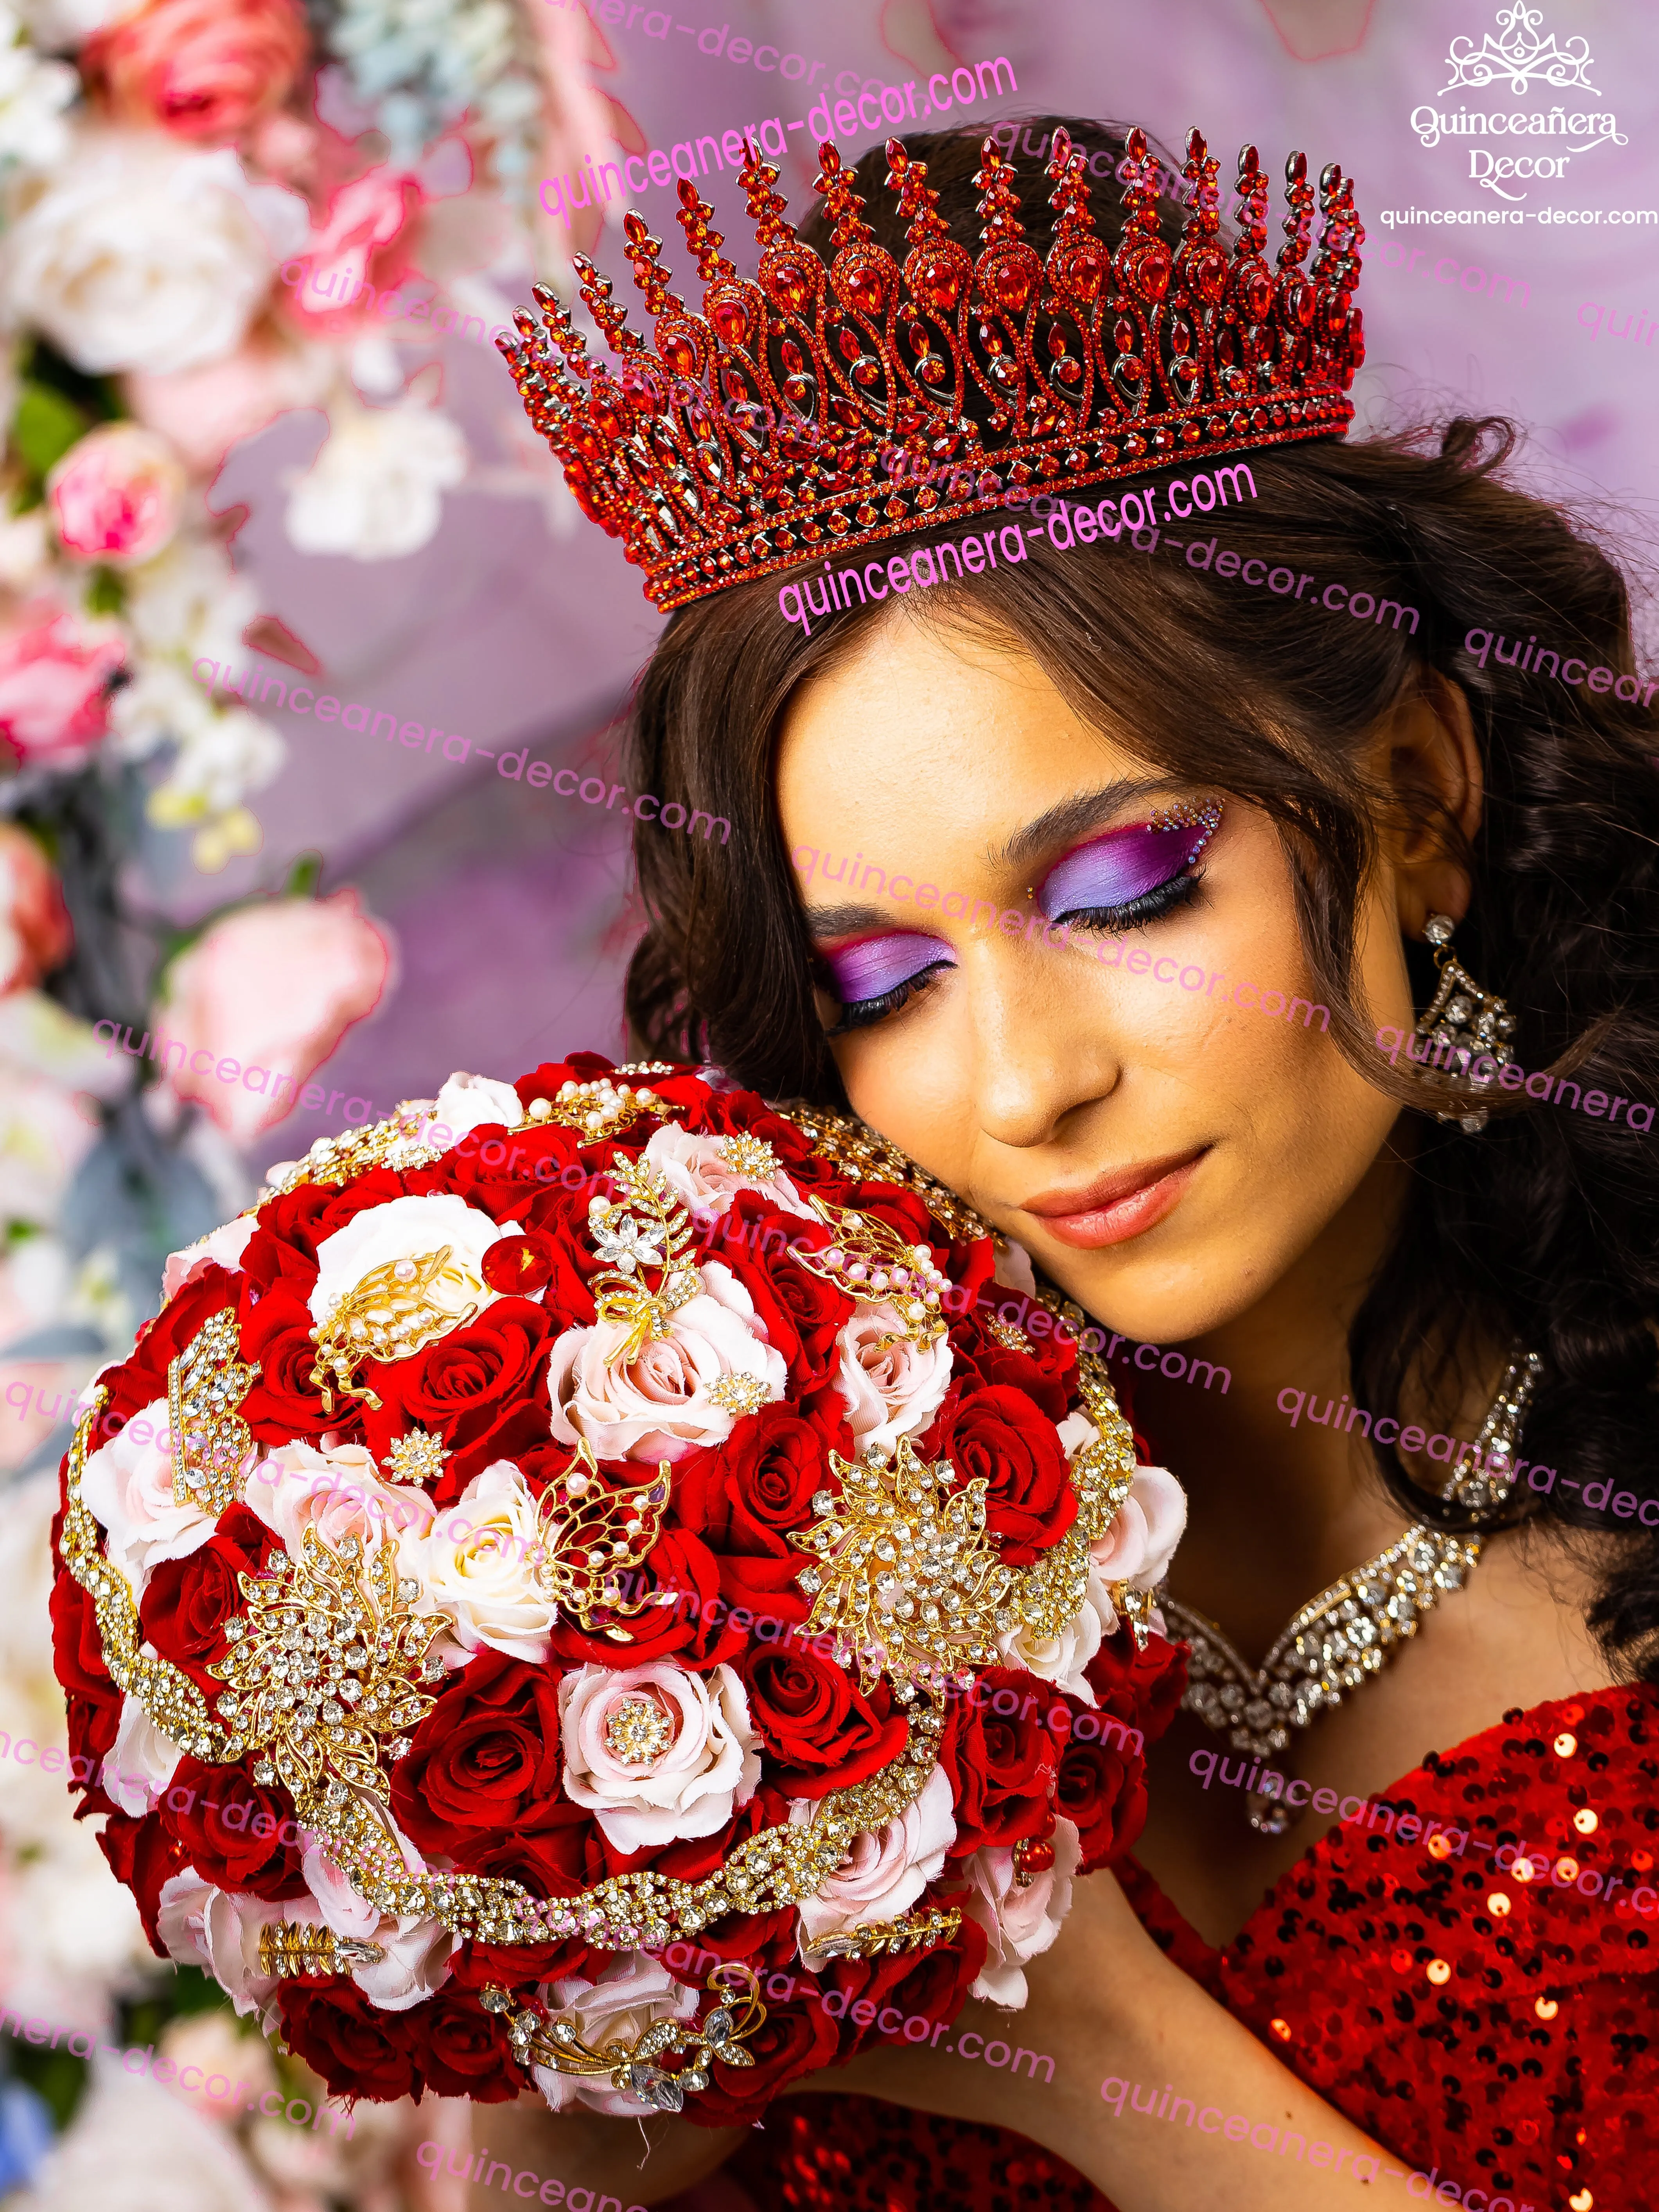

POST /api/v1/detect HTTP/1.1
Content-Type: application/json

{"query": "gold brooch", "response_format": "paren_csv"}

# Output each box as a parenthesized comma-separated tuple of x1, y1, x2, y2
(258, 1922, 386, 1980)
(540, 1075, 677, 1142)
(789, 1196, 950, 1351)
(208, 1526, 447, 1831)
(530, 1439, 672, 1636)
(481, 1964, 766, 2114)
(308, 1246, 485, 1413)
(167, 1308, 258, 1516)
(586, 1161, 702, 1363)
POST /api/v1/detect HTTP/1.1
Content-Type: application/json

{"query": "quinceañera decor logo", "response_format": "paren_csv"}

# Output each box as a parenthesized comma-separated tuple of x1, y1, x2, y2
(1409, 3, 1625, 203)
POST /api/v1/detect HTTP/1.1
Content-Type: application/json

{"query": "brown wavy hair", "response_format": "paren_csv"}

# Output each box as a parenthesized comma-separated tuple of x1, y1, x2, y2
(617, 115, 1659, 1674)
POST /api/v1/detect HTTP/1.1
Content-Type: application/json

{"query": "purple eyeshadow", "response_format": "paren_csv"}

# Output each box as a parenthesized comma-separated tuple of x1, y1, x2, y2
(1036, 816, 1217, 922)
(822, 931, 956, 1004)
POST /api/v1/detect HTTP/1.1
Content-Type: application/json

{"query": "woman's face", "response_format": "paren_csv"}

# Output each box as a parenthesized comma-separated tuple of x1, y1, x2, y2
(775, 609, 1431, 1345)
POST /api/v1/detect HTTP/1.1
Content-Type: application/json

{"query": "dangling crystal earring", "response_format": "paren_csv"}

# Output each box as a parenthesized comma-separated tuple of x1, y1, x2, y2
(1411, 912, 1515, 1133)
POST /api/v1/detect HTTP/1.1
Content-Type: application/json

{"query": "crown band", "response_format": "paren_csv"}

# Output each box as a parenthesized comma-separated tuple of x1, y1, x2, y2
(501, 122, 1365, 611)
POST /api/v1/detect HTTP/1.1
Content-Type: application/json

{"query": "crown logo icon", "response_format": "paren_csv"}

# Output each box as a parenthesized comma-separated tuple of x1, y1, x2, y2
(499, 123, 1365, 611)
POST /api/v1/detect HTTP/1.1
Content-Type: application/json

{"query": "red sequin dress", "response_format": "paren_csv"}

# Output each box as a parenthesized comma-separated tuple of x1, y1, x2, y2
(713, 1687, 1659, 2211)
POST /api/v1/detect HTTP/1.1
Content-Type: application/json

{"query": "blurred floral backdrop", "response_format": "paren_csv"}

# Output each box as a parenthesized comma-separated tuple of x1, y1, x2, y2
(0, 0, 1654, 2199)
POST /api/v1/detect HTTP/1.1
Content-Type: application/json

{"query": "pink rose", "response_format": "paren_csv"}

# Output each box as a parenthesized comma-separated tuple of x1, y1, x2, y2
(0, 604, 125, 766)
(125, 327, 334, 479)
(48, 424, 187, 567)
(832, 1302, 954, 1457)
(156, 890, 393, 1142)
(548, 1262, 789, 1463)
(558, 1659, 759, 1851)
(1088, 1463, 1187, 1590)
(792, 1766, 955, 1959)
(962, 1815, 1081, 2009)
(0, 824, 71, 995)
(156, 1869, 285, 2020)
(282, 167, 426, 339)
(82, 0, 310, 144)
(80, 1391, 224, 1594)
(530, 1955, 700, 2117)
(642, 1124, 816, 1222)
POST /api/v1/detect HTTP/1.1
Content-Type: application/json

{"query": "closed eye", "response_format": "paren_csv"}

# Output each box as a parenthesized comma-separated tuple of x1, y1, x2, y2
(1035, 806, 1221, 931)
(819, 931, 957, 1035)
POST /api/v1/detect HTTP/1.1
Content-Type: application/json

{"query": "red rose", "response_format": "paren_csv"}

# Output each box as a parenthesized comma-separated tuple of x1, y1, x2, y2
(455, 1819, 610, 1905)
(413, 1991, 531, 2101)
(236, 1282, 339, 1442)
(543, 1530, 748, 1670)
(937, 1386, 1075, 1564)
(949, 1301, 1072, 1422)
(139, 1503, 272, 1687)
(824, 1910, 989, 2057)
(391, 1649, 566, 1850)
(102, 1264, 242, 1428)
(706, 1203, 851, 1385)
(50, 1569, 121, 1813)
(446, 1929, 597, 1994)
(738, 1645, 906, 1798)
(938, 1671, 1056, 1855)
(98, 1808, 187, 1956)
(159, 1759, 309, 1900)
(278, 1981, 424, 2101)
(359, 1298, 553, 1494)
(1058, 1729, 1146, 1872)
(241, 1171, 404, 1293)
(671, 1404, 835, 1559)
(686, 1979, 842, 2126)
(1086, 1621, 1187, 1740)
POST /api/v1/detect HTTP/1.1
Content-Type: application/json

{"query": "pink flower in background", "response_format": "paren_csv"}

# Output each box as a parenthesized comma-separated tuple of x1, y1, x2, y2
(0, 604, 125, 766)
(0, 826, 72, 995)
(47, 424, 187, 566)
(82, 0, 310, 144)
(158, 889, 393, 1141)
(282, 166, 427, 338)
(126, 326, 334, 478)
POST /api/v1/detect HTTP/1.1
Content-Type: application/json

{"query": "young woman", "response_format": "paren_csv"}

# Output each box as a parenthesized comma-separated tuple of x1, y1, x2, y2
(486, 115, 1659, 2209)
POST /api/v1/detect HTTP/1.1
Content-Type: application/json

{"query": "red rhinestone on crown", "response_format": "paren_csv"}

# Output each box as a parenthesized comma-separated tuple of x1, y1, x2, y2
(499, 124, 1365, 612)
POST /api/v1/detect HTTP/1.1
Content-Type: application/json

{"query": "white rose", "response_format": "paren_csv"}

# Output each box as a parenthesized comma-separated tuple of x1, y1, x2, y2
(284, 396, 468, 562)
(431, 1070, 524, 1139)
(2, 129, 305, 375)
(160, 1210, 257, 1303)
(308, 1192, 510, 1332)
(101, 1693, 183, 1817)
(962, 1817, 1081, 2009)
(641, 1124, 816, 1222)
(80, 1393, 223, 1594)
(1090, 1464, 1187, 1591)
(0, 29, 75, 174)
(995, 1595, 1102, 1702)
(548, 1262, 788, 1463)
(832, 1303, 953, 1458)
(531, 1954, 701, 2117)
(558, 1660, 759, 1852)
(792, 1766, 955, 1959)
(416, 1460, 556, 1663)
(156, 1869, 284, 2024)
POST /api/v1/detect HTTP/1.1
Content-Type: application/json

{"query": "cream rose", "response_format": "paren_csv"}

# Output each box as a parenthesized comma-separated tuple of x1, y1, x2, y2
(80, 1393, 224, 1594)
(416, 1460, 556, 1663)
(160, 1209, 257, 1302)
(243, 1438, 435, 1568)
(102, 1693, 183, 1816)
(558, 1660, 759, 1852)
(1089, 1463, 1187, 1590)
(995, 1595, 1102, 1703)
(832, 1302, 953, 1457)
(548, 1261, 788, 1463)
(962, 1816, 1081, 2009)
(641, 1124, 816, 1222)
(308, 1192, 510, 1333)
(531, 1955, 701, 2117)
(792, 1766, 955, 1959)
(430, 1069, 524, 1140)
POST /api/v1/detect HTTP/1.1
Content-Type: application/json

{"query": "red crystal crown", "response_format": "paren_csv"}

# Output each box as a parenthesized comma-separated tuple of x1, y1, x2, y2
(499, 124, 1365, 612)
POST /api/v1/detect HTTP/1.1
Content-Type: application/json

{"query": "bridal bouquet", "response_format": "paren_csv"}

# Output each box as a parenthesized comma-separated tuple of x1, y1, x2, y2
(50, 1056, 1186, 2126)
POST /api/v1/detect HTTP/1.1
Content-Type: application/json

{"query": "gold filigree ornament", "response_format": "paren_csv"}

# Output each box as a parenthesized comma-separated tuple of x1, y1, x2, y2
(803, 1903, 963, 1964)
(585, 1159, 701, 1363)
(258, 1921, 386, 1980)
(530, 1438, 672, 1637)
(208, 1524, 447, 1855)
(168, 1307, 259, 1515)
(789, 1195, 951, 1352)
(481, 1964, 766, 2114)
(540, 1073, 678, 1142)
(307, 1246, 485, 1414)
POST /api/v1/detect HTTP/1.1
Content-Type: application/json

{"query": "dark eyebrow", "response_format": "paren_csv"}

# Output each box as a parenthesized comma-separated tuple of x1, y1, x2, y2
(803, 901, 924, 937)
(991, 779, 1178, 877)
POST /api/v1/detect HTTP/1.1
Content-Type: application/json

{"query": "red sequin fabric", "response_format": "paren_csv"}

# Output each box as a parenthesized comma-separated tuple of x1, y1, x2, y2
(708, 1688, 1659, 2211)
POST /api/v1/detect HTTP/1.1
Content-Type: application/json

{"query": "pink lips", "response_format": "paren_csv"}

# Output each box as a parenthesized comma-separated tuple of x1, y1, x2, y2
(1020, 1148, 1207, 1250)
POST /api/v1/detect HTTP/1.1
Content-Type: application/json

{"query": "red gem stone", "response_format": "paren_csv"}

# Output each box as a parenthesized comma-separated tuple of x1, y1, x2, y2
(1021, 1840, 1056, 1874)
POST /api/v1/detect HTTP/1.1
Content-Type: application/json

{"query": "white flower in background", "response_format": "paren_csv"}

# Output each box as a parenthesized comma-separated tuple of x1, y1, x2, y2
(431, 1068, 524, 1138)
(14, 0, 126, 45)
(559, 1660, 759, 1851)
(0, 506, 50, 591)
(117, 536, 259, 673)
(792, 1767, 955, 1959)
(12, 2053, 276, 2212)
(548, 1260, 789, 1463)
(79, 1391, 223, 1594)
(1, 129, 305, 377)
(284, 393, 468, 560)
(0, 1056, 102, 1227)
(833, 1303, 953, 1458)
(0, 1797, 156, 2026)
(642, 1124, 817, 1223)
(140, 701, 285, 817)
(530, 1954, 701, 2117)
(101, 1693, 183, 1816)
(309, 1192, 509, 1330)
(416, 1459, 555, 1663)
(0, 6, 74, 174)
(962, 1816, 1081, 2009)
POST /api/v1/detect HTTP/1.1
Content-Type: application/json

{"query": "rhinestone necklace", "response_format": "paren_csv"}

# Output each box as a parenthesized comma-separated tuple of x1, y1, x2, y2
(1159, 1350, 1542, 1834)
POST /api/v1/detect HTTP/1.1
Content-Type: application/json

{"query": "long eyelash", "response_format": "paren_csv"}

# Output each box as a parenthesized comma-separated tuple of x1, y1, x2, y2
(1053, 868, 1205, 936)
(827, 961, 953, 1036)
